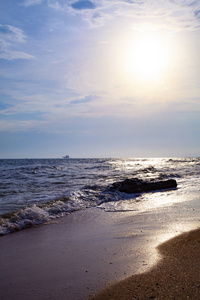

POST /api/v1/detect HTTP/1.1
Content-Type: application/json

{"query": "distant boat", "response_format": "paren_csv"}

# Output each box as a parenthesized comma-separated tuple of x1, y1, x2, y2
(63, 155, 70, 159)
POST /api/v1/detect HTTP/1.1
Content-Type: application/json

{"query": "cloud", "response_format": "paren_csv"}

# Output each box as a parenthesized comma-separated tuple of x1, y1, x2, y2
(0, 24, 26, 43)
(83, 11, 113, 27)
(0, 120, 48, 132)
(0, 24, 34, 60)
(70, 95, 98, 105)
(194, 10, 200, 18)
(68, 0, 200, 29)
(112, 0, 200, 30)
(20, 0, 200, 29)
(0, 51, 34, 60)
(118, 0, 141, 4)
(71, 0, 96, 10)
(169, 0, 197, 5)
(47, 0, 64, 10)
(22, 0, 44, 7)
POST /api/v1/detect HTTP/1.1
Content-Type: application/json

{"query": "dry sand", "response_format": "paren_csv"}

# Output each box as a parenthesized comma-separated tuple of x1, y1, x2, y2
(89, 228, 200, 300)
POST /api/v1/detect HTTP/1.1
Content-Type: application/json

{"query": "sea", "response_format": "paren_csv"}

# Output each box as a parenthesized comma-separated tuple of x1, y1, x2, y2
(0, 157, 200, 236)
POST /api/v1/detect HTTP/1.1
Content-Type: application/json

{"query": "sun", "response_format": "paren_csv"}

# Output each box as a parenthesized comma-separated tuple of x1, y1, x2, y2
(126, 27, 170, 81)
(132, 36, 167, 79)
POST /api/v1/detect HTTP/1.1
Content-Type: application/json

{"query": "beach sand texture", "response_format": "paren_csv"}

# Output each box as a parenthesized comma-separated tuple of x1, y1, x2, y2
(89, 228, 200, 300)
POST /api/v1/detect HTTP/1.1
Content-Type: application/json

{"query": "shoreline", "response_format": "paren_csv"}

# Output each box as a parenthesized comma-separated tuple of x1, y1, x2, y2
(89, 227, 200, 299)
(0, 200, 200, 300)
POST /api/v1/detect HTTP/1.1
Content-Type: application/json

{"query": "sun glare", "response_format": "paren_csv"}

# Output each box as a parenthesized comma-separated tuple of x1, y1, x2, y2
(126, 26, 171, 81)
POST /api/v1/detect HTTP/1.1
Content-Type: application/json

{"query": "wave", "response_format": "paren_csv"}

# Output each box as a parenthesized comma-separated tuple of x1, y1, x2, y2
(0, 176, 179, 236)
(0, 183, 140, 235)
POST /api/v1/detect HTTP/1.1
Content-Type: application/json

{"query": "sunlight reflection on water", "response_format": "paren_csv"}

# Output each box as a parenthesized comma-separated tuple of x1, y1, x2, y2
(100, 182, 199, 213)
(103, 157, 200, 213)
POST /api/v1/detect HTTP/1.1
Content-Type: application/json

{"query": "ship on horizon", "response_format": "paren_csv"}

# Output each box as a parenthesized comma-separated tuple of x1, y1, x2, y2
(63, 155, 70, 159)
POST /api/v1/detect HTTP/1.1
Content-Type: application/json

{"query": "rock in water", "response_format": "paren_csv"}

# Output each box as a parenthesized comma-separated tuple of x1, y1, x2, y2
(110, 178, 177, 194)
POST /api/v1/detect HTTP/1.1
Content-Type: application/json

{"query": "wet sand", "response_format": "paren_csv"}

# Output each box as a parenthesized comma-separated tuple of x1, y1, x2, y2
(0, 200, 200, 300)
(89, 228, 200, 300)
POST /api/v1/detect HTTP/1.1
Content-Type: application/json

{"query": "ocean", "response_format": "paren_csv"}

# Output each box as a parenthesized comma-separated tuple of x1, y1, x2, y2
(0, 157, 200, 235)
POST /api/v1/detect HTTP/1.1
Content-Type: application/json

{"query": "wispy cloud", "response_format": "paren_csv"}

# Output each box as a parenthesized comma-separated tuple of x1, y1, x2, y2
(0, 120, 48, 132)
(20, 0, 200, 29)
(0, 51, 34, 60)
(112, 0, 200, 30)
(83, 11, 113, 27)
(22, 0, 44, 7)
(70, 95, 98, 105)
(0, 24, 34, 60)
(0, 24, 26, 42)
(46, 0, 200, 29)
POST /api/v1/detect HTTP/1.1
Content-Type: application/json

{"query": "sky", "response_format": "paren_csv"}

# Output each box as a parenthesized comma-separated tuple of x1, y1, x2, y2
(0, 0, 200, 158)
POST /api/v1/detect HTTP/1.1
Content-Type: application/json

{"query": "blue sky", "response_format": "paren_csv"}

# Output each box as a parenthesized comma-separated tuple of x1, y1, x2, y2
(0, 0, 200, 158)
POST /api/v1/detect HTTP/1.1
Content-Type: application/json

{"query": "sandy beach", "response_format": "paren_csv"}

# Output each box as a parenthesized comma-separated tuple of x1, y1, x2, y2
(89, 228, 200, 299)
(0, 199, 200, 300)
